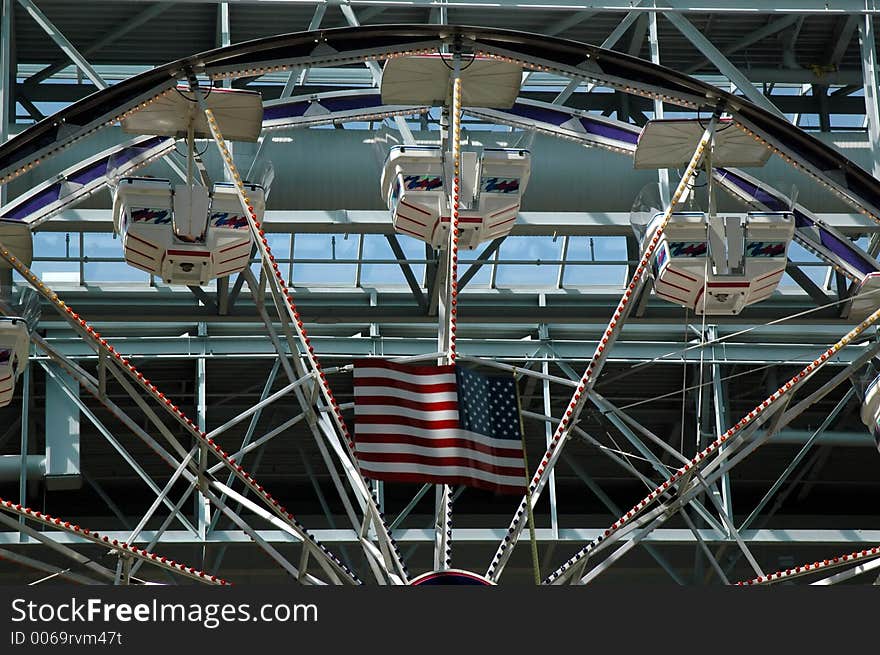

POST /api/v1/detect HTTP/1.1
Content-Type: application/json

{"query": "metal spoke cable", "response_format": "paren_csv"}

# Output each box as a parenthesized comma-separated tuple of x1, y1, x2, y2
(602, 286, 880, 388)
(545, 303, 880, 584)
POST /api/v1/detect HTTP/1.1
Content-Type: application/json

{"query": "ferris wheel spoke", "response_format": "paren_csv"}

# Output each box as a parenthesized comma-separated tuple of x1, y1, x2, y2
(486, 112, 720, 583)
(190, 82, 411, 584)
(35, 306, 360, 584)
(555, 357, 732, 540)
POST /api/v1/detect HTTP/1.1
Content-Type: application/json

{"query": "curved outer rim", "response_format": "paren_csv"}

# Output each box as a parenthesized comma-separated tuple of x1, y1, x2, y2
(408, 568, 495, 585)
(1, 24, 879, 222)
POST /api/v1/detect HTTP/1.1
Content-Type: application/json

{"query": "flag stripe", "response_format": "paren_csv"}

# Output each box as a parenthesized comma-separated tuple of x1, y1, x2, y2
(356, 414, 460, 430)
(354, 359, 456, 376)
(353, 385, 458, 404)
(355, 431, 524, 458)
(355, 404, 459, 421)
(353, 394, 459, 413)
(355, 366, 456, 386)
(354, 376, 457, 394)
(353, 359, 526, 495)
(356, 443, 525, 469)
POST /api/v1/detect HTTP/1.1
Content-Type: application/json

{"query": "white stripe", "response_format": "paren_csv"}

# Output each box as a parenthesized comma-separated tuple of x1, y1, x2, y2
(358, 461, 524, 488)
(355, 424, 522, 452)
(353, 385, 458, 404)
(354, 366, 455, 387)
(354, 404, 459, 421)
(356, 442, 524, 468)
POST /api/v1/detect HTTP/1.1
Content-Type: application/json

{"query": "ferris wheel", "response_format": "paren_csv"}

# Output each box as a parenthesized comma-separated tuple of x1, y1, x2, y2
(1, 24, 880, 587)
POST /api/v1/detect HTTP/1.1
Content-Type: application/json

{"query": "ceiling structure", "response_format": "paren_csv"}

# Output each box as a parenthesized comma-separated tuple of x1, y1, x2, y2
(1, 2, 880, 586)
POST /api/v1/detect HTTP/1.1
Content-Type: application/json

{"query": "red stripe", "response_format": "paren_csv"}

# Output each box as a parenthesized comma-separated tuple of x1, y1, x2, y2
(665, 266, 699, 283)
(0, 374, 11, 383)
(655, 287, 691, 305)
(441, 216, 482, 224)
(707, 281, 751, 288)
(357, 470, 523, 495)
(217, 252, 250, 266)
(396, 212, 428, 228)
(354, 359, 455, 376)
(487, 215, 517, 229)
(167, 249, 211, 257)
(216, 265, 248, 277)
(356, 414, 460, 430)
(354, 395, 458, 412)
(656, 276, 693, 294)
(400, 200, 431, 216)
(124, 245, 158, 262)
(354, 377, 457, 394)
(356, 451, 523, 477)
(752, 280, 780, 293)
(754, 267, 785, 282)
(127, 232, 159, 250)
(355, 432, 522, 459)
(693, 286, 705, 311)
(0, 386, 12, 394)
(489, 205, 518, 219)
(396, 225, 425, 239)
(219, 242, 250, 254)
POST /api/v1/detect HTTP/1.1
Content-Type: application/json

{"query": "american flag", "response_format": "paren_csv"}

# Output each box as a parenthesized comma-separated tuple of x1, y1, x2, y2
(353, 359, 526, 494)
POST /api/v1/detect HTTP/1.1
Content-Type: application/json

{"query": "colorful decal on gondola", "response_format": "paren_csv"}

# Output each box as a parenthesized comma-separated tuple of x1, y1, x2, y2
(210, 212, 249, 229)
(481, 177, 520, 194)
(130, 207, 171, 225)
(657, 243, 668, 267)
(746, 241, 787, 257)
(404, 175, 442, 191)
(668, 241, 708, 257)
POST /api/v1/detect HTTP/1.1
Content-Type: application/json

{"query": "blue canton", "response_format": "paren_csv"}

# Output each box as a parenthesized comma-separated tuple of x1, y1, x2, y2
(455, 366, 522, 440)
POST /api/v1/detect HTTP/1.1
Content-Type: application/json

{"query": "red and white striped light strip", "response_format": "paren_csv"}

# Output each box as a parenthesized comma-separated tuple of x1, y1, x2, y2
(545, 305, 880, 584)
(0, 244, 359, 585)
(199, 106, 408, 582)
(737, 546, 880, 586)
(435, 73, 464, 572)
(448, 75, 462, 363)
(0, 498, 226, 585)
(486, 117, 718, 581)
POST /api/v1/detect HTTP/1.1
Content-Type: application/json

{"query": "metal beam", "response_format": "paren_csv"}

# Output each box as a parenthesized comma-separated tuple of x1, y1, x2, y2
(0, 0, 11, 204)
(385, 234, 427, 311)
(15, 0, 107, 90)
(553, 10, 641, 104)
(859, 16, 880, 179)
(785, 263, 832, 306)
(21, 1, 173, 89)
(684, 14, 800, 74)
(664, 10, 786, 120)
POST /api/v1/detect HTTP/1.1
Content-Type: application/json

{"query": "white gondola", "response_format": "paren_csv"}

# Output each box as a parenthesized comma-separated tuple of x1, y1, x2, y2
(0, 220, 33, 269)
(633, 118, 793, 314)
(380, 145, 530, 250)
(647, 210, 794, 314)
(0, 316, 29, 407)
(112, 86, 264, 285)
(861, 374, 880, 452)
(112, 179, 261, 285)
(379, 53, 529, 249)
(849, 272, 880, 320)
